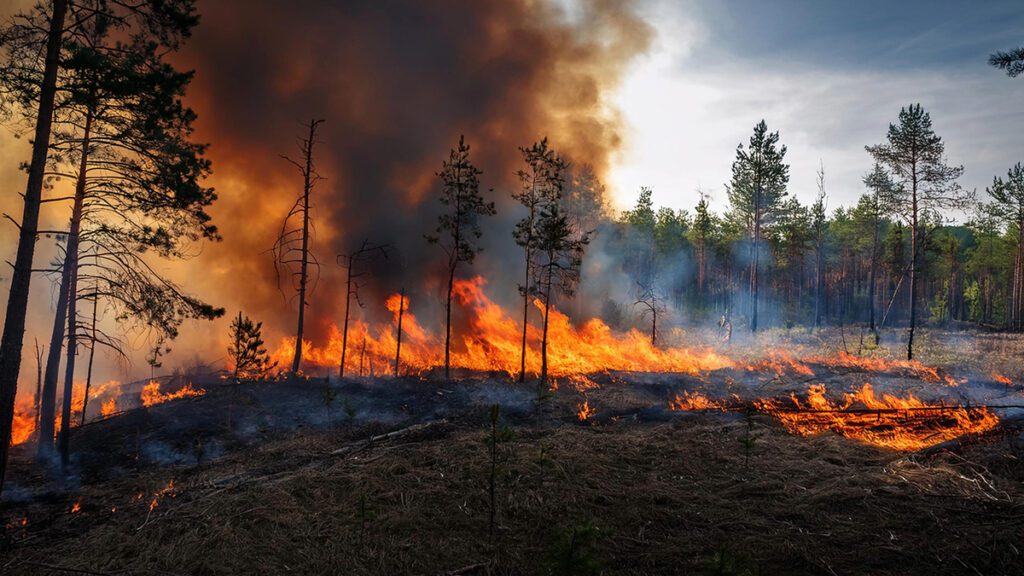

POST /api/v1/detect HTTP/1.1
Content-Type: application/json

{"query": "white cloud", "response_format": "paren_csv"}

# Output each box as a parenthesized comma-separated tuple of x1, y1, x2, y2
(610, 8, 1024, 218)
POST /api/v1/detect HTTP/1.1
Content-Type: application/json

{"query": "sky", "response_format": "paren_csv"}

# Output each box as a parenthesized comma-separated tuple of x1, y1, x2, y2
(608, 0, 1024, 214)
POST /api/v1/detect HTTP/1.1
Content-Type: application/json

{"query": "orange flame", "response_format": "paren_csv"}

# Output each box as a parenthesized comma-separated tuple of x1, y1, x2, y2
(273, 276, 734, 378)
(668, 391, 726, 411)
(140, 381, 205, 407)
(992, 372, 1013, 386)
(757, 383, 998, 451)
(576, 399, 593, 421)
(148, 479, 176, 511)
(70, 501, 81, 513)
(101, 397, 117, 418)
(10, 400, 35, 447)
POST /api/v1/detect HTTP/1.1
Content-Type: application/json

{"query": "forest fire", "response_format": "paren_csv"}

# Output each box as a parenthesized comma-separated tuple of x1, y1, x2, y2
(667, 391, 727, 412)
(272, 276, 734, 378)
(577, 400, 594, 421)
(756, 384, 1000, 451)
(992, 372, 1013, 386)
(139, 382, 205, 407)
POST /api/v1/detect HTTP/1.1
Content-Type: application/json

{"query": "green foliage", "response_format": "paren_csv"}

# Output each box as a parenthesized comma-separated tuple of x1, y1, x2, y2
(726, 119, 790, 235)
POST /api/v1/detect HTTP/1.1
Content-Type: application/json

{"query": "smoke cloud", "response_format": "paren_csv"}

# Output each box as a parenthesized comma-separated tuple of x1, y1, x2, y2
(167, 0, 652, 360)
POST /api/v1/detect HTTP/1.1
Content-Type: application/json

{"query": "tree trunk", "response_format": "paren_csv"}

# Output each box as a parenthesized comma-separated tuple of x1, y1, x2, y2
(340, 264, 352, 379)
(868, 206, 880, 344)
(394, 287, 404, 377)
(56, 107, 94, 468)
(751, 186, 762, 333)
(1, 0, 68, 489)
(907, 170, 919, 360)
(79, 292, 98, 427)
(539, 262, 554, 389)
(444, 263, 455, 379)
(518, 242, 532, 383)
(291, 120, 318, 378)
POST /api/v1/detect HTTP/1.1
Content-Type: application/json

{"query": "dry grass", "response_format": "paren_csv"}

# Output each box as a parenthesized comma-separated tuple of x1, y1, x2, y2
(3, 409, 1022, 576)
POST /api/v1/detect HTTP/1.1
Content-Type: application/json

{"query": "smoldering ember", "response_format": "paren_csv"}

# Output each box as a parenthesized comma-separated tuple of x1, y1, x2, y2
(0, 2, 1023, 576)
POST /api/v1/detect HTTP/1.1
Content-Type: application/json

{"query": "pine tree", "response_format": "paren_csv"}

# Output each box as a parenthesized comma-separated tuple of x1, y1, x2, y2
(229, 312, 275, 381)
(726, 120, 790, 332)
(866, 104, 967, 359)
(986, 162, 1024, 330)
(989, 46, 1024, 77)
(426, 135, 495, 379)
(0, 0, 68, 497)
(513, 138, 565, 382)
(811, 164, 827, 328)
(533, 199, 588, 389)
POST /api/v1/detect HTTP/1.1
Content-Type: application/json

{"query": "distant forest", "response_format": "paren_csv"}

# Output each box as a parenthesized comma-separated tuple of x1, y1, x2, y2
(561, 112, 1023, 337)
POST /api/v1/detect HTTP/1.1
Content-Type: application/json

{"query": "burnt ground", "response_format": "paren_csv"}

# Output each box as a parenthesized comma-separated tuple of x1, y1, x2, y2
(1, 360, 1023, 575)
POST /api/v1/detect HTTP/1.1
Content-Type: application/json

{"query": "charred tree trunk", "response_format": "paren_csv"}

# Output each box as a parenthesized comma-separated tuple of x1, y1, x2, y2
(518, 238, 533, 383)
(1, 0, 68, 487)
(340, 261, 353, 379)
(34, 339, 43, 429)
(444, 264, 455, 379)
(290, 120, 321, 378)
(57, 107, 94, 468)
(539, 261, 554, 390)
(394, 287, 404, 377)
(79, 293, 98, 427)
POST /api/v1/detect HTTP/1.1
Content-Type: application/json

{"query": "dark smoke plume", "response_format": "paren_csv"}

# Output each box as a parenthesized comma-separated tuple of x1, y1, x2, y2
(173, 0, 651, 353)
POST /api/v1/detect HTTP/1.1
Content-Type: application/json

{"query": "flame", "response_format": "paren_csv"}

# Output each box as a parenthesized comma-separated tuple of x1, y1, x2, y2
(748, 353, 815, 377)
(140, 381, 205, 407)
(992, 372, 1013, 386)
(757, 383, 999, 451)
(807, 352, 959, 386)
(668, 391, 726, 411)
(148, 479, 176, 511)
(576, 399, 593, 421)
(274, 276, 733, 378)
(101, 397, 117, 418)
(70, 501, 81, 514)
(10, 399, 35, 447)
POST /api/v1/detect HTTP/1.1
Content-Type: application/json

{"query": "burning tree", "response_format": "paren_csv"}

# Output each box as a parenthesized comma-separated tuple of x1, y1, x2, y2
(337, 239, 389, 379)
(513, 138, 566, 382)
(866, 104, 967, 359)
(426, 135, 495, 379)
(229, 312, 275, 382)
(726, 120, 790, 333)
(532, 199, 588, 389)
(985, 162, 1024, 331)
(274, 119, 325, 378)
